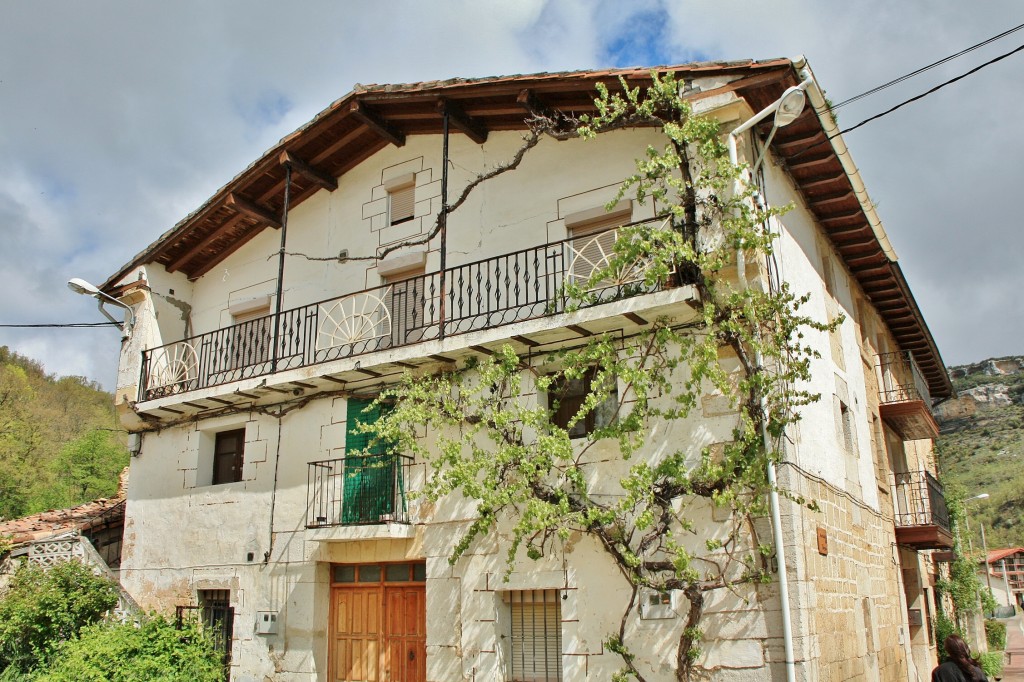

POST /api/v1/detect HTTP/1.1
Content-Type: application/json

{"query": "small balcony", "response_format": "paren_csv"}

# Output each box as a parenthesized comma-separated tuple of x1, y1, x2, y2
(877, 351, 939, 440)
(140, 224, 684, 403)
(306, 454, 413, 529)
(891, 470, 953, 550)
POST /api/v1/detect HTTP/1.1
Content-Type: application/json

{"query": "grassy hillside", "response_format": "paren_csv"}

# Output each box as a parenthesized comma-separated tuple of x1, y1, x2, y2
(935, 361, 1024, 550)
(0, 346, 128, 521)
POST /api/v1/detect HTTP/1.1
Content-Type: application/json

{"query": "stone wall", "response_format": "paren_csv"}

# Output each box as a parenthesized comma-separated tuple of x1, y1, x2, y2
(780, 463, 915, 682)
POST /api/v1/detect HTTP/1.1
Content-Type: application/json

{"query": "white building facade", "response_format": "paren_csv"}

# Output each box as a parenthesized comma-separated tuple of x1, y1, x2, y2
(101, 59, 953, 681)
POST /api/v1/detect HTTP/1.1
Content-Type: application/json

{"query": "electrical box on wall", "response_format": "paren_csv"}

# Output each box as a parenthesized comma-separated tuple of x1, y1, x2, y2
(255, 611, 278, 635)
(639, 589, 676, 620)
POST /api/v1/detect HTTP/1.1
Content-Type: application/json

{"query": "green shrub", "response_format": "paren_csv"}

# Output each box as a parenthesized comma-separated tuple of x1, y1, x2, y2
(36, 615, 224, 682)
(985, 618, 1007, 651)
(979, 650, 1004, 678)
(934, 612, 961, 661)
(0, 560, 119, 674)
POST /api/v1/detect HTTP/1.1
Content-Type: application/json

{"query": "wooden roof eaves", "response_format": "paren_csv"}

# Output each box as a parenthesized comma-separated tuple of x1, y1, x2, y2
(100, 60, 794, 291)
(99, 59, 951, 398)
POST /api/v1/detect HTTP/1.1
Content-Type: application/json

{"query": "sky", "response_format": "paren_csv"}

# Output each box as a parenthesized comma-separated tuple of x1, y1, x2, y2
(1, 1, 1022, 390)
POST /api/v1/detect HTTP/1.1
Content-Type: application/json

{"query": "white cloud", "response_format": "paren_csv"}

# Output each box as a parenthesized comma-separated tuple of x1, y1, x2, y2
(0, 0, 1019, 388)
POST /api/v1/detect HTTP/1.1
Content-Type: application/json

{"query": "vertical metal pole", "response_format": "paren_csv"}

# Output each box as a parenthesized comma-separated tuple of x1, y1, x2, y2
(981, 522, 993, 596)
(1002, 559, 1012, 609)
(438, 110, 449, 340)
(272, 164, 292, 372)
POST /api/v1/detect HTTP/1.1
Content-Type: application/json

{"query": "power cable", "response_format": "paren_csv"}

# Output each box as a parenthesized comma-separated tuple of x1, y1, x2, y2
(0, 322, 120, 328)
(836, 42, 1024, 136)
(789, 41, 1024, 161)
(832, 21, 1024, 109)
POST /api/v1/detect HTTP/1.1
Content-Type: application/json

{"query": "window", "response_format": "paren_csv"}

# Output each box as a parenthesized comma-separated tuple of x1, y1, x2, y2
(192, 590, 234, 668)
(386, 174, 416, 226)
(820, 246, 836, 298)
(343, 397, 403, 524)
(212, 429, 245, 485)
(548, 367, 617, 439)
(225, 296, 272, 373)
(838, 400, 855, 455)
(565, 201, 633, 290)
(378, 253, 427, 346)
(870, 415, 888, 493)
(505, 590, 562, 682)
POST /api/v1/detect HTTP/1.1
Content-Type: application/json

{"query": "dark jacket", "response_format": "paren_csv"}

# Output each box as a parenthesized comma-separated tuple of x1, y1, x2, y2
(932, 660, 987, 682)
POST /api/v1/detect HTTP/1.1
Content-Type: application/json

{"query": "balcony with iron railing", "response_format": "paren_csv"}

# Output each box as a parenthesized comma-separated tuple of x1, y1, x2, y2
(139, 224, 694, 405)
(876, 350, 939, 440)
(891, 469, 953, 550)
(306, 454, 414, 531)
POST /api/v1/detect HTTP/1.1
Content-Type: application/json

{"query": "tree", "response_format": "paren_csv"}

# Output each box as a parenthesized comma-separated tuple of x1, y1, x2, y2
(0, 347, 124, 520)
(361, 73, 832, 680)
(41, 430, 128, 511)
(36, 615, 224, 682)
(0, 560, 120, 675)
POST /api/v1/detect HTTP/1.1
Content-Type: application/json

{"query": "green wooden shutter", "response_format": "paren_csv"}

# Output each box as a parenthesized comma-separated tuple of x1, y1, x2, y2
(343, 398, 399, 524)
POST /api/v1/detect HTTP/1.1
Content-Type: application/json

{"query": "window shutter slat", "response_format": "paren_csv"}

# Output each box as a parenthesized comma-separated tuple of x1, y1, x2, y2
(389, 185, 415, 225)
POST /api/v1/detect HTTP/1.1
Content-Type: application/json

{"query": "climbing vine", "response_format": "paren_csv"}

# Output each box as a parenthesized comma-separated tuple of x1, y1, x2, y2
(937, 486, 997, 618)
(354, 73, 834, 681)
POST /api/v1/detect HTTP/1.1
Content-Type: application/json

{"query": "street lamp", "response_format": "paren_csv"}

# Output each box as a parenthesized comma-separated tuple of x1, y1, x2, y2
(67, 278, 134, 335)
(963, 492, 993, 613)
(963, 492, 989, 553)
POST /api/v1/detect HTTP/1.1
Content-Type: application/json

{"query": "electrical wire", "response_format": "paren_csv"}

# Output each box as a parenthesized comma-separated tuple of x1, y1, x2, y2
(789, 40, 1024, 161)
(832, 21, 1024, 109)
(0, 322, 120, 328)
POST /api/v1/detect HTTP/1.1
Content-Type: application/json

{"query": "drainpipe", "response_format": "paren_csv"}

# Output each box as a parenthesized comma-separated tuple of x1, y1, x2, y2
(438, 111, 449, 340)
(271, 164, 292, 372)
(726, 70, 814, 682)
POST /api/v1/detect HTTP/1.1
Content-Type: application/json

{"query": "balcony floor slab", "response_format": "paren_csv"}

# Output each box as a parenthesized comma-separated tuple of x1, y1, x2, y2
(135, 284, 699, 418)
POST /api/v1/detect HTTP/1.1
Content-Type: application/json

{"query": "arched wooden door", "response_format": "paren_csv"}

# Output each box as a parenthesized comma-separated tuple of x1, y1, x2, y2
(330, 562, 426, 682)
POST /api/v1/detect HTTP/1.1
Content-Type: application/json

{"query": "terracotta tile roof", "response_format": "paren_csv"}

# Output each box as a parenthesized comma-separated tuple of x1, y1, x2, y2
(0, 469, 127, 546)
(988, 547, 1024, 564)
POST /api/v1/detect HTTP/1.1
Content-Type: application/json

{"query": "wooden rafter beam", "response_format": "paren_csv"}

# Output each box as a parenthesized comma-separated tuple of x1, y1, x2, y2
(225, 193, 282, 229)
(437, 98, 488, 144)
(279, 151, 338, 192)
(787, 154, 834, 171)
(188, 222, 266, 279)
(350, 101, 405, 147)
(517, 88, 551, 117)
(166, 213, 247, 273)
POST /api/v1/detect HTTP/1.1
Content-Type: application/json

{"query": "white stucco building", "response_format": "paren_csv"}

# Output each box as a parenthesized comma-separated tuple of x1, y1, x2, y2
(97, 59, 954, 681)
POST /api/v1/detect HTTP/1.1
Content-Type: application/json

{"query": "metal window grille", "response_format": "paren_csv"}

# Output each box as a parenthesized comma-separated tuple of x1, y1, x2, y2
(507, 589, 562, 682)
(177, 595, 234, 671)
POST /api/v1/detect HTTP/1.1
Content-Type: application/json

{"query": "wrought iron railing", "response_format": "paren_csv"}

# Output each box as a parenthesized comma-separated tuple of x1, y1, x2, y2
(176, 604, 234, 669)
(877, 350, 932, 406)
(891, 470, 950, 531)
(140, 223, 680, 401)
(306, 454, 414, 528)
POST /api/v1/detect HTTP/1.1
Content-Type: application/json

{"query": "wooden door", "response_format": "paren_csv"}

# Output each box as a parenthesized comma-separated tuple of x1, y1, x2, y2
(384, 586, 426, 681)
(332, 586, 382, 682)
(330, 575, 426, 682)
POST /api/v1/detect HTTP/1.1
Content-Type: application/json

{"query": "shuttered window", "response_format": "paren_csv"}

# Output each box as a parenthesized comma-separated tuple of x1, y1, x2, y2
(565, 202, 632, 289)
(388, 183, 415, 226)
(506, 590, 562, 682)
(343, 397, 402, 524)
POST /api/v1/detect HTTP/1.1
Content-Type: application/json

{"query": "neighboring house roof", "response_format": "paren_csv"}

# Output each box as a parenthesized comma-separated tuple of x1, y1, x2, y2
(100, 59, 952, 399)
(987, 547, 1024, 564)
(0, 470, 127, 546)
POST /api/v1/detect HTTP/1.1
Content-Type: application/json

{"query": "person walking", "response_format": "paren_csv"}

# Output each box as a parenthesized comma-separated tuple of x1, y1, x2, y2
(933, 634, 988, 682)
